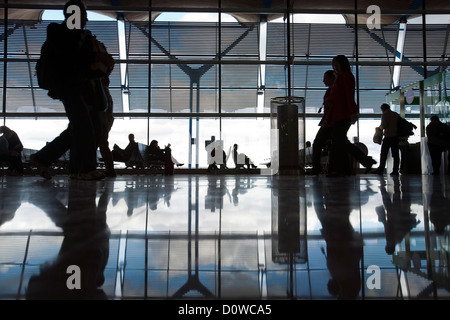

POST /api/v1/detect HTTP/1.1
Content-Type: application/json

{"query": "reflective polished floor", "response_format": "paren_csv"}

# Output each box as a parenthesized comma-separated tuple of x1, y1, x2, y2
(1, 172, 449, 300)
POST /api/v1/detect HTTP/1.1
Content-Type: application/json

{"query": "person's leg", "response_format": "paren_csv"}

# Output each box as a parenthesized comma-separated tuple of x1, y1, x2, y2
(99, 143, 115, 176)
(399, 144, 408, 173)
(62, 87, 100, 177)
(376, 138, 390, 174)
(30, 127, 71, 179)
(98, 113, 116, 177)
(32, 127, 71, 168)
(328, 120, 351, 175)
(311, 126, 331, 173)
(390, 137, 400, 175)
(427, 143, 442, 174)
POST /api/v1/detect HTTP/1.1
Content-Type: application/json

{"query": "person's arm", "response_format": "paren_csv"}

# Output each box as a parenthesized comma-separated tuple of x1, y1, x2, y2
(343, 73, 359, 123)
(380, 112, 387, 130)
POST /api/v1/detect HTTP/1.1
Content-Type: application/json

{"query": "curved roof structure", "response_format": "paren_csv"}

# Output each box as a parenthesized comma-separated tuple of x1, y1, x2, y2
(1, 0, 449, 24)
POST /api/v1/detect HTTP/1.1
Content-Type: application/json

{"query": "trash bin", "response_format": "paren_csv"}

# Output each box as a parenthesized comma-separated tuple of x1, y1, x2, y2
(270, 96, 305, 175)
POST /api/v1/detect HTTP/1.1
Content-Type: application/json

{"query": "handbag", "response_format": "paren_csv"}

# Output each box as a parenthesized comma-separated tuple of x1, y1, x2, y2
(373, 127, 383, 145)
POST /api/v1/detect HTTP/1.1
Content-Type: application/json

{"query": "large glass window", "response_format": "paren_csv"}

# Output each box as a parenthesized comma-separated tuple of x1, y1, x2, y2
(0, 3, 448, 168)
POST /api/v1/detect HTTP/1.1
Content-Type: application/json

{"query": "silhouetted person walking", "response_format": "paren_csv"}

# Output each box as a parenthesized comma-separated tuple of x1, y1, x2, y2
(307, 70, 334, 175)
(37, 0, 114, 180)
(326, 55, 376, 176)
(374, 103, 400, 176)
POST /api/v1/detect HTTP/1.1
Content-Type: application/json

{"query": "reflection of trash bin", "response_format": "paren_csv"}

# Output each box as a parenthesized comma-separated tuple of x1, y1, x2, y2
(270, 97, 305, 175)
(271, 177, 307, 264)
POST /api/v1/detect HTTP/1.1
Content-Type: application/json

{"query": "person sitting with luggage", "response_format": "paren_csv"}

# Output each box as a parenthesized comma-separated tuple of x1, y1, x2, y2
(145, 140, 165, 162)
(0, 126, 24, 175)
(112, 133, 138, 162)
(145, 140, 183, 167)
(208, 144, 227, 171)
(233, 144, 257, 169)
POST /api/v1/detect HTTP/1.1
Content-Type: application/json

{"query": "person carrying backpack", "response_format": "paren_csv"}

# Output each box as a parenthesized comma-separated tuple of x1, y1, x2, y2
(373, 103, 400, 176)
(35, 0, 114, 180)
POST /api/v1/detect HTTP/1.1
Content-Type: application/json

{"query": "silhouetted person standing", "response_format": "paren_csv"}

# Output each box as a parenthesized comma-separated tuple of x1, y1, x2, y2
(426, 115, 449, 175)
(377, 177, 419, 255)
(374, 103, 400, 176)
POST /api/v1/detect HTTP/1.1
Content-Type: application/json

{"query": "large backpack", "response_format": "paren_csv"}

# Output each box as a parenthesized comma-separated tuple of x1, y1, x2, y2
(397, 115, 417, 137)
(36, 26, 113, 101)
(35, 36, 62, 99)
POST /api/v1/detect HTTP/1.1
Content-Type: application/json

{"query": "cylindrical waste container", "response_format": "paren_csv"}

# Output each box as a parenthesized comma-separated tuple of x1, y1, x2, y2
(270, 97, 305, 175)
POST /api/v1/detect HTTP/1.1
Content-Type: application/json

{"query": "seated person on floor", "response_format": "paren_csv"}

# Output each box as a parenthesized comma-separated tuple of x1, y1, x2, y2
(145, 140, 165, 162)
(112, 133, 138, 162)
(145, 140, 183, 167)
(233, 144, 257, 169)
(0, 126, 24, 175)
(208, 145, 227, 171)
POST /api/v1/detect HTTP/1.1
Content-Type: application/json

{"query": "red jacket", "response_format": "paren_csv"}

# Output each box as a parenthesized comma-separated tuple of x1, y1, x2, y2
(327, 71, 359, 126)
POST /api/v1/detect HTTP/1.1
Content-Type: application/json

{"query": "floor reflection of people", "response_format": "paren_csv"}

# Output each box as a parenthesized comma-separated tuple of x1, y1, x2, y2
(205, 175, 230, 212)
(350, 177, 377, 208)
(0, 180, 24, 228)
(231, 176, 254, 206)
(312, 179, 363, 299)
(376, 176, 420, 255)
(113, 177, 176, 216)
(163, 175, 175, 207)
(428, 175, 450, 235)
(26, 180, 110, 300)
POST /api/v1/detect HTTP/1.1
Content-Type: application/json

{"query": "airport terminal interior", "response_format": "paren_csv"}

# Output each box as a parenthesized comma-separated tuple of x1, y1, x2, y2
(1, 1, 450, 300)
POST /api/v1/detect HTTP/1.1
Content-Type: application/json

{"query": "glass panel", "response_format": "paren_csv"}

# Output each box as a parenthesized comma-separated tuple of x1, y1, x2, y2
(221, 21, 259, 60)
(4, 119, 70, 151)
(0, 3, 447, 174)
(150, 63, 218, 113)
(221, 89, 256, 113)
(221, 118, 271, 168)
(152, 21, 219, 58)
(357, 25, 397, 60)
(108, 118, 149, 149)
(127, 21, 149, 57)
(148, 118, 213, 168)
(308, 24, 354, 58)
